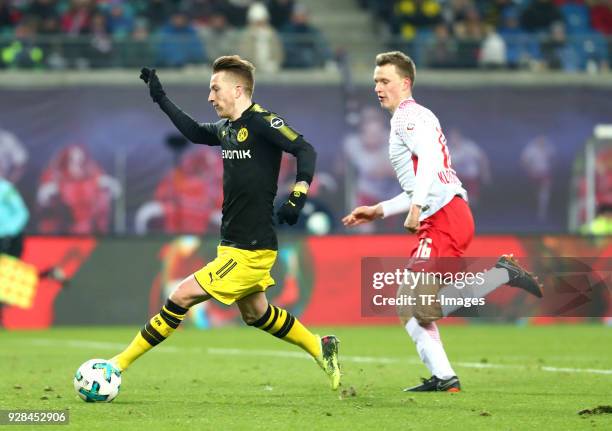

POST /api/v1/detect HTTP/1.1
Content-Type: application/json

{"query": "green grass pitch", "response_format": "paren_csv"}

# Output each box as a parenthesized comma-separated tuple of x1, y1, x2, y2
(1, 325, 611, 430)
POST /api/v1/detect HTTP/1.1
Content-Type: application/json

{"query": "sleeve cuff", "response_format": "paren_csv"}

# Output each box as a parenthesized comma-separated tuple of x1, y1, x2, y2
(293, 184, 309, 194)
(380, 192, 412, 218)
(295, 173, 313, 184)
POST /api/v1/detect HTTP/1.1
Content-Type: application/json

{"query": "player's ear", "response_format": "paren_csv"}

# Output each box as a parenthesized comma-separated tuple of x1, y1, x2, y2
(235, 85, 243, 99)
(403, 77, 412, 91)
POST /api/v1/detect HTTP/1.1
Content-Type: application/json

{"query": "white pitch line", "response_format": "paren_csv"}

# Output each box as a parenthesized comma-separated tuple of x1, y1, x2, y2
(17, 338, 612, 376)
(540, 366, 612, 375)
(26, 338, 181, 353)
(207, 347, 612, 375)
(207, 347, 402, 364)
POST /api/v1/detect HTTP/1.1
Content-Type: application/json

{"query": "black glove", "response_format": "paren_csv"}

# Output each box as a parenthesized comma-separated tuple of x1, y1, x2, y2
(140, 67, 166, 103)
(277, 190, 307, 225)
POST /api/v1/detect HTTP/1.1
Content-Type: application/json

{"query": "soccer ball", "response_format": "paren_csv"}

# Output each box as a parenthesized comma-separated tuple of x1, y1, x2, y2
(73, 359, 121, 402)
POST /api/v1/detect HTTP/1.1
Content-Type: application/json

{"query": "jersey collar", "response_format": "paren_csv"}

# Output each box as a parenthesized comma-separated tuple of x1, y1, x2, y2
(230, 103, 260, 124)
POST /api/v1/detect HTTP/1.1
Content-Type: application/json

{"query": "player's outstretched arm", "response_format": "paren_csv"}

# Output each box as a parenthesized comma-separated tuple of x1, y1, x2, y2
(343, 190, 413, 227)
(342, 204, 383, 227)
(140, 68, 220, 146)
(140, 67, 166, 102)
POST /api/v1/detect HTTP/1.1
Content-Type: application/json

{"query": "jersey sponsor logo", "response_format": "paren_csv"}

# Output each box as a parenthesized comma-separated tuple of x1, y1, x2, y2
(237, 127, 249, 142)
(270, 117, 284, 129)
(222, 149, 252, 159)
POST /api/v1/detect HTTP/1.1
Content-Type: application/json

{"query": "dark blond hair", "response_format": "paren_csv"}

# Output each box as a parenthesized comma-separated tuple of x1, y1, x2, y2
(212, 55, 256, 96)
(375, 51, 416, 87)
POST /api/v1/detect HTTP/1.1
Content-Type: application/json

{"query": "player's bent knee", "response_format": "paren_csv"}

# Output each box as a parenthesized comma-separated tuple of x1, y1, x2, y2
(241, 314, 252, 324)
(241, 311, 259, 325)
(412, 281, 443, 325)
(169, 275, 210, 309)
(396, 284, 415, 326)
(413, 310, 441, 326)
(413, 299, 443, 325)
(236, 291, 269, 326)
(397, 303, 414, 326)
(239, 302, 268, 325)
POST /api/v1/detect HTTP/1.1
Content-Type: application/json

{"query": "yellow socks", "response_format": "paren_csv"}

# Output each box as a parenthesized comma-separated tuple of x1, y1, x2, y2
(111, 299, 188, 371)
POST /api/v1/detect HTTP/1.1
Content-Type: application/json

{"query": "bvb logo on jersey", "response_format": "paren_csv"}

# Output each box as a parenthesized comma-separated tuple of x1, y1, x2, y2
(237, 127, 249, 142)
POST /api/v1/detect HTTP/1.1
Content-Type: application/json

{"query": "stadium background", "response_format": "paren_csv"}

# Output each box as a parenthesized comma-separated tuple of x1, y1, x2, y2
(1, 0, 611, 327)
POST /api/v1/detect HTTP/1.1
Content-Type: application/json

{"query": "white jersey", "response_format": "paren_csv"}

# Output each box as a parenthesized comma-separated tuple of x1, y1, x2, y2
(388, 98, 467, 221)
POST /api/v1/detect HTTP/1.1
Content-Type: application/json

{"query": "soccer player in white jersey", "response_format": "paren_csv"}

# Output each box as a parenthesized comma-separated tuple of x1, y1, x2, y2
(343, 51, 543, 392)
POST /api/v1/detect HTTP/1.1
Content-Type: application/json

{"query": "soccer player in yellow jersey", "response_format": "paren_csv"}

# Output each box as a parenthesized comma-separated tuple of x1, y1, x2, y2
(109, 55, 340, 390)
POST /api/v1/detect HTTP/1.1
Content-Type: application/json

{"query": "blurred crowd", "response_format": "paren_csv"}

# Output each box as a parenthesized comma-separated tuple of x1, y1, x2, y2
(2, 0, 611, 72)
(360, 0, 612, 71)
(0, 0, 331, 70)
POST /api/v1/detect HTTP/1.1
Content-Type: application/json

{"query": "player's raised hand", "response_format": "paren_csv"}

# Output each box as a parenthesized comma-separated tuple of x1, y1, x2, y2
(140, 67, 166, 103)
(139, 67, 152, 83)
(342, 205, 383, 227)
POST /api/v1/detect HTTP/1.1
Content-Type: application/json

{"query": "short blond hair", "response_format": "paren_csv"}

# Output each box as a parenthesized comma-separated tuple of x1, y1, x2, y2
(375, 51, 416, 87)
(212, 55, 256, 96)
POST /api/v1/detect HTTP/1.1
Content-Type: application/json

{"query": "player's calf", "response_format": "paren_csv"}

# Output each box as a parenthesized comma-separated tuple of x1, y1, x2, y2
(242, 294, 341, 390)
(110, 297, 188, 371)
(412, 283, 444, 326)
(110, 275, 207, 371)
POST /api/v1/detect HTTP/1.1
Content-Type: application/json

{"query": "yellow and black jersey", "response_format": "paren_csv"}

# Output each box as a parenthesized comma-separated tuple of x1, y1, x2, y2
(159, 98, 317, 250)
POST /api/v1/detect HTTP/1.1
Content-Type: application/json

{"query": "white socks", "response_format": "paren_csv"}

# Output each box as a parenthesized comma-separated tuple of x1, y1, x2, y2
(405, 317, 456, 380)
(404, 267, 513, 379)
(440, 267, 510, 316)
